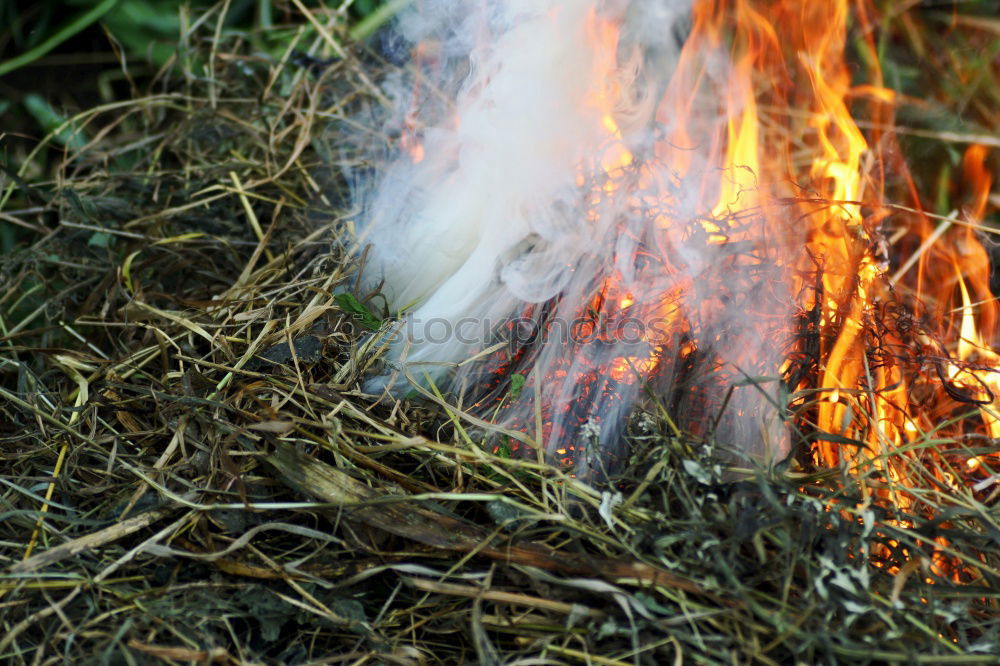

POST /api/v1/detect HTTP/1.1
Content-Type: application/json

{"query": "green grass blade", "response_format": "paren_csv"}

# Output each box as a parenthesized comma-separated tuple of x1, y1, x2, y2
(0, 0, 121, 78)
(22, 94, 88, 150)
(349, 0, 413, 42)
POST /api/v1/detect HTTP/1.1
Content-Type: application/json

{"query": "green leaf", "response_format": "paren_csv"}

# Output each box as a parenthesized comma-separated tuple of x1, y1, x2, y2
(334, 293, 382, 331)
(508, 373, 525, 400)
(22, 94, 88, 150)
(493, 436, 512, 459)
(101, 0, 182, 66)
(682, 459, 712, 485)
(633, 591, 674, 616)
(63, 189, 96, 220)
(1, 221, 17, 254)
(88, 231, 113, 248)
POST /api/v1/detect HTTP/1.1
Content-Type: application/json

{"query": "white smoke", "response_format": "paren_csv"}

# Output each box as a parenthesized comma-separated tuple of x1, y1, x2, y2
(353, 0, 793, 470)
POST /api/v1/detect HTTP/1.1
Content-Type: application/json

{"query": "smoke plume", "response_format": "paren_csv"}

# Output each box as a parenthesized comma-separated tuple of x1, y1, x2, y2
(353, 0, 794, 471)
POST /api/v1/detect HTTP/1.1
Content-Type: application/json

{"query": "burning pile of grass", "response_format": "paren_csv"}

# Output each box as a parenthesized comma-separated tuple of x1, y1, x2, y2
(1, 2, 999, 664)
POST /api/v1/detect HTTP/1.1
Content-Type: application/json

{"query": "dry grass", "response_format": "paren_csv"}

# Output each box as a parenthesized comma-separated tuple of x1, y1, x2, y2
(1, 2, 999, 664)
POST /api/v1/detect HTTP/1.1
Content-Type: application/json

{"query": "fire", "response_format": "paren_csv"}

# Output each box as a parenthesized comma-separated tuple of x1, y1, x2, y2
(361, 0, 999, 514)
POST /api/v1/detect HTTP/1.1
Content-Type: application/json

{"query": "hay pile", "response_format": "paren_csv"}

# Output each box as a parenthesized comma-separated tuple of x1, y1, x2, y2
(1, 4, 998, 664)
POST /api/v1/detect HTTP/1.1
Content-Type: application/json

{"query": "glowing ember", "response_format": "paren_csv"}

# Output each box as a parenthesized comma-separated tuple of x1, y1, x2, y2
(355, 0, 998, 497)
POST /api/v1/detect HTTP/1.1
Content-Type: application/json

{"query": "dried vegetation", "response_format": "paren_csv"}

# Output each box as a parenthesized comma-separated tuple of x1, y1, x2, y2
(1, 2, 999, 664)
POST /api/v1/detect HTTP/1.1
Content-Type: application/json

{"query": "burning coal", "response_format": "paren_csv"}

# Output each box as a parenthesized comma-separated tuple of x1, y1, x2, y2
(352, 0, 998, 483)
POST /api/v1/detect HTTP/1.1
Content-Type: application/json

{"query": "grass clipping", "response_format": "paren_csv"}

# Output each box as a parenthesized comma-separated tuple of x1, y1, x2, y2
(1, 9, 999, 666)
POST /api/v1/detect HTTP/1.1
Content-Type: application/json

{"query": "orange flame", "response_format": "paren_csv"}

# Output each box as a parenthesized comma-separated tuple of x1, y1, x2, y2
(567, 0, 999, 501)
(397, 0, 999, 520)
